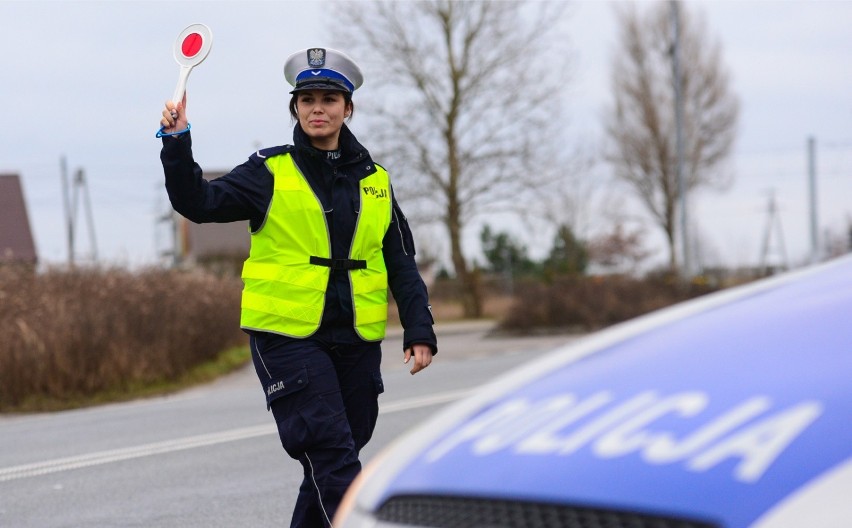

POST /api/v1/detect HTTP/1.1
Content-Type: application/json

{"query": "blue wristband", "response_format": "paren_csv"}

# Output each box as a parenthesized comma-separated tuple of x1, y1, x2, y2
(156, 122, 191, 138)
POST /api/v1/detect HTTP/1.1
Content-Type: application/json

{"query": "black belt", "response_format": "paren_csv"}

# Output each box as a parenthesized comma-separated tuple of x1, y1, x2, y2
(310, 256, 367, 270)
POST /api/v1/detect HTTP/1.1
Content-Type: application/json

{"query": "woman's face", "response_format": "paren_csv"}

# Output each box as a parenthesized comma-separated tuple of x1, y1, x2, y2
(296, 89, 351, 150)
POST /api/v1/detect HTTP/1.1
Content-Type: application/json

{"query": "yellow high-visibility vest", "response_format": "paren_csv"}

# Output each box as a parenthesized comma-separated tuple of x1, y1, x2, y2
(240, 153, 391, 340)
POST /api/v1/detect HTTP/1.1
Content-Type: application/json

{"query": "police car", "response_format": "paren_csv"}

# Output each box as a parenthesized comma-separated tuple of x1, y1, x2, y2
(335, 255, 852, 527)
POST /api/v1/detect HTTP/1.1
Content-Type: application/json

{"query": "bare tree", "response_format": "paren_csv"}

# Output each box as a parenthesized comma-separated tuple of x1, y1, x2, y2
(605, 0, 738, 274)
(332, 0, 570, 318)
(587, 221, 651, 274)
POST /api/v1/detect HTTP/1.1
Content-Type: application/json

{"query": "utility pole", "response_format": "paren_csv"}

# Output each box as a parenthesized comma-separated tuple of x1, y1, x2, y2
(76, 168, 99, 262)
(807, 136, 819, 264)
(670, 0, 689, 277)
(61, 156, 76, 267)
(60, 156, 98, 267)
(759, 189, 787, 275)
(156, 211, 181, 267)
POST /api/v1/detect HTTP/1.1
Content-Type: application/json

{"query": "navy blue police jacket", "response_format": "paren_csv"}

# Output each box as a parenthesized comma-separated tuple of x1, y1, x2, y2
(160, 123, 437, 355)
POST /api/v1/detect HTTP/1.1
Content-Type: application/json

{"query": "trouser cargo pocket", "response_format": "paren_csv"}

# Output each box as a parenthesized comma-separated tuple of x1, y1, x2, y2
(264, 366, 309, 409)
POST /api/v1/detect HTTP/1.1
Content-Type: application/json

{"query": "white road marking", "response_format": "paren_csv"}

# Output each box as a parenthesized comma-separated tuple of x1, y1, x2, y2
(0, 424, 274, 482)
(379, 389, 472, 413)
(0, 389, 472, 482)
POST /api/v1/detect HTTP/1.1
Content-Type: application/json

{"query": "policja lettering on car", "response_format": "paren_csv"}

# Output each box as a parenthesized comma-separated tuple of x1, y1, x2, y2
(425, 389, 823, 483)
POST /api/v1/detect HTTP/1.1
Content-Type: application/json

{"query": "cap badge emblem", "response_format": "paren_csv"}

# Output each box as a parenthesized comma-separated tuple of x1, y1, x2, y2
(308, 48, 326, 67)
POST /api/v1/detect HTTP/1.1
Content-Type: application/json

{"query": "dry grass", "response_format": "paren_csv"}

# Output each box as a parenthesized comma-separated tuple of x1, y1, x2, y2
(0, 266, 245, 412)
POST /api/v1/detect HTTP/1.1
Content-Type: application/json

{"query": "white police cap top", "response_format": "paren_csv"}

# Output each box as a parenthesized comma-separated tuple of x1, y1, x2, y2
(284, 47, 364, 94)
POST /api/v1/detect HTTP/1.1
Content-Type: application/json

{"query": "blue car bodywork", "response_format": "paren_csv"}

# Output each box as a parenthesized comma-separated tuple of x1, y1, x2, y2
(338, 256, 852, 527)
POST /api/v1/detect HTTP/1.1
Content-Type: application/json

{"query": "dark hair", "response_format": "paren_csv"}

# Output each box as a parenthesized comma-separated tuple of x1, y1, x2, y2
(289, 91, 354, 122)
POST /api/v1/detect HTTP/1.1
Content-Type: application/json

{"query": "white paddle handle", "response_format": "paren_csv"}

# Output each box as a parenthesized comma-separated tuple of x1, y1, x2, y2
(171, 65, 193, 109)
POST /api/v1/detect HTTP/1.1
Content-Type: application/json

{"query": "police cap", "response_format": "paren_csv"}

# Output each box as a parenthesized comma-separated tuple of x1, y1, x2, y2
(284, 47, 364, 94)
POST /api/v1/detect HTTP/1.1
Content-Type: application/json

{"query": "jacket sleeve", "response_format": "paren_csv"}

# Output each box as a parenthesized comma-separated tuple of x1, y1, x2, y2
(383, 191, 438, 355)
(160, 132, 271, 228)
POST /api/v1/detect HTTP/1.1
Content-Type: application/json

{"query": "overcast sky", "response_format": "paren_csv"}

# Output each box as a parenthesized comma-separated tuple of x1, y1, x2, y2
(1, 0, 850, 270)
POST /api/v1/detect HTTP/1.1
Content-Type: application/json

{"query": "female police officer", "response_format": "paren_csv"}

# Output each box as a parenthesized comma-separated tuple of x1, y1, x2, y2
(158, 47, 436, 527)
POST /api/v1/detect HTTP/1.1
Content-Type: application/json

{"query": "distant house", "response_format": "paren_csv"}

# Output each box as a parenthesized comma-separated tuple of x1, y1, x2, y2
(170, 170, 250, 275)
(0, 174, 37, 266)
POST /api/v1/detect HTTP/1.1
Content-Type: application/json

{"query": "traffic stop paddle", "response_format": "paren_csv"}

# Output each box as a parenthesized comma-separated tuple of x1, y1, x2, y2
(160, 23, 212, 131)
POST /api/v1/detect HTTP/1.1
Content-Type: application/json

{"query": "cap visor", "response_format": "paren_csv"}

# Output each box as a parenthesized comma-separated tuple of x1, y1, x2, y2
(290, 81, 351, 94)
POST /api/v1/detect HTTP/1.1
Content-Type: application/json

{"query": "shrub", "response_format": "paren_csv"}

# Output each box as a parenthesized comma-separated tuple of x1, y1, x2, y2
(500, 274, 718, 333)
(0, 266, 245, 411)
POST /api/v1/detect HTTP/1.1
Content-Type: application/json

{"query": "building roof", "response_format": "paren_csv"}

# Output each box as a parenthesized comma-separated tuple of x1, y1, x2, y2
(0, 174, 37, 264)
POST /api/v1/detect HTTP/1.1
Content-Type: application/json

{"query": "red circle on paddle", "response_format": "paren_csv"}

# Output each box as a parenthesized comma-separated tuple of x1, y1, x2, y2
(181, 33, 203, 58)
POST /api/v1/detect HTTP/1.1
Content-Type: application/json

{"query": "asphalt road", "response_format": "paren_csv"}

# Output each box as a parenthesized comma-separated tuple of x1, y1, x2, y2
(0, 322, 579, 527)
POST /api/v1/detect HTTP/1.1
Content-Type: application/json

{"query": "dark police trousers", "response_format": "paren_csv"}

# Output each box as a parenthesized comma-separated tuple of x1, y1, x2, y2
(250, 333, 384, 528)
